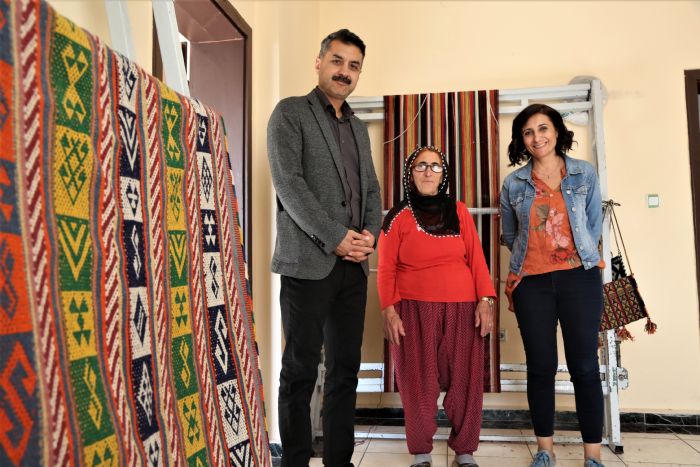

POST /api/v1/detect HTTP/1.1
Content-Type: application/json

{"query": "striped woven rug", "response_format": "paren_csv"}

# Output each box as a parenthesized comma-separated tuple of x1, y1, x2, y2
(0, 0, 270, 465)
(383, 91, 501, 392)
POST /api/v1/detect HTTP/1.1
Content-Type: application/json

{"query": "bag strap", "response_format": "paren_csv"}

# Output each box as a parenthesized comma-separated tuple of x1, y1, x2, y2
(609, 206, 622, 256)
(604, 200, 633, 273)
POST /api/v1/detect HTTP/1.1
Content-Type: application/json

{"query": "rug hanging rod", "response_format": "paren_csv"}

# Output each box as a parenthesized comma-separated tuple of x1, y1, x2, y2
(349, 82, 594, 121)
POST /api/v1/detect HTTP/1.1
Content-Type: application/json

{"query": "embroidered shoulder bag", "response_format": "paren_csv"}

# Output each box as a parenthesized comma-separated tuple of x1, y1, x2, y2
(600, 201, 657, 340)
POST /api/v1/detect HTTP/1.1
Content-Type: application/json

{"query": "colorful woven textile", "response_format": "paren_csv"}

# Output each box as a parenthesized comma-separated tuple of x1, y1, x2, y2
(383, 91, 501, 392)
(0, 0, 270, 465)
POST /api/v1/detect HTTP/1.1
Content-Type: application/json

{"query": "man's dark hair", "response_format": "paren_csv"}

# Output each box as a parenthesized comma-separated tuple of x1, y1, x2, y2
(507, 103, 575, 166)
(319, 29, 366, 58)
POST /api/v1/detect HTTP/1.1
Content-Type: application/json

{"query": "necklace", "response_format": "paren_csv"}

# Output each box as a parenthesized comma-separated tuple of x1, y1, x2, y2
(533, 161, 563, 180)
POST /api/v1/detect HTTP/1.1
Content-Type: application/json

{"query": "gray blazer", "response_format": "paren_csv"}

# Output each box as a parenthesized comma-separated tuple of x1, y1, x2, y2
(267, 89, 382, 280)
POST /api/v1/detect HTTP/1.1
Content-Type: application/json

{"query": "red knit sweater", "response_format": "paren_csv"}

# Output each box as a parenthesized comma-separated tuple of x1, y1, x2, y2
(377, 201, 496, 310)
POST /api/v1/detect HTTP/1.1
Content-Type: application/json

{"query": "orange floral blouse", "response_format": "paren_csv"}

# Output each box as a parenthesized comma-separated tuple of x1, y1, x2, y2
(504, 170, 583, 311)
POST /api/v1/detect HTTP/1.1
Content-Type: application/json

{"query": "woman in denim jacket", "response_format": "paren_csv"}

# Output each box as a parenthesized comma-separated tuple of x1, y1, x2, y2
(500, 104, 605, 467)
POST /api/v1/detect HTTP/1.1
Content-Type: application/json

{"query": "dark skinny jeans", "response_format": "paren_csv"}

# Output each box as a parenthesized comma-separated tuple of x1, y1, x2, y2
(512, 266, 604, 443)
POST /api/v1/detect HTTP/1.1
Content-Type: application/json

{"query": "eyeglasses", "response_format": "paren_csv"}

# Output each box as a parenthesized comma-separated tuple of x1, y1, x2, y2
(411, 162, 444, 173)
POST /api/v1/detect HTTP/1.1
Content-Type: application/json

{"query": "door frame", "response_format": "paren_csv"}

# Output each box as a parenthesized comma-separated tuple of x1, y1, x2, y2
(684, 69, 700, 317)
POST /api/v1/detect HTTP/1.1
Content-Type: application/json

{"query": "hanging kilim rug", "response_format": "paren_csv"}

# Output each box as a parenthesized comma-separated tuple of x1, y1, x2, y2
(0, 0, 270, 465)
(383, 91, 501, 392)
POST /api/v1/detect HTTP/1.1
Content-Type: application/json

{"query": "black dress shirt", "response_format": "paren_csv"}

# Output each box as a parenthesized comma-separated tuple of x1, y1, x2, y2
(314, 86, 361, 231)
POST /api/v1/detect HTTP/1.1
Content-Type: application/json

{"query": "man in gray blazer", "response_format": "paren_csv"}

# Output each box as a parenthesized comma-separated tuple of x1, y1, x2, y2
(267, 29, 382, 467)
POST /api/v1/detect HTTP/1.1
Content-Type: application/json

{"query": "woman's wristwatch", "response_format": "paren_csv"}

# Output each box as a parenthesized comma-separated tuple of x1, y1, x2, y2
(480, 296, 495, 306)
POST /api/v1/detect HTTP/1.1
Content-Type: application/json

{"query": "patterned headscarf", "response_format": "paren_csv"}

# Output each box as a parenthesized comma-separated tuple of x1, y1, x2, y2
(382, 146, 460, 236)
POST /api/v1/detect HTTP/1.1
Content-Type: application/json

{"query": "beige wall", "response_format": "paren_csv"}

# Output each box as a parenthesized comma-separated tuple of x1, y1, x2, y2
(48, 0, 152, 74)
(47, 0, 700, 438)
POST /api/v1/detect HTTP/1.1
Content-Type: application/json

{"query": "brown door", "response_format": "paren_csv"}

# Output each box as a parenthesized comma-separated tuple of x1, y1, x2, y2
(685, 69, 700, 317)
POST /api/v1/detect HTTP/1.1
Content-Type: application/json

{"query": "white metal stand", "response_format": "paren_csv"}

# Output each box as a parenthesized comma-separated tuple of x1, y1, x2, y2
(104, 1, 136, 62)
(345, 80, 625, 453)
(106, 0, 189, 97)
(151, 0, 189, 97)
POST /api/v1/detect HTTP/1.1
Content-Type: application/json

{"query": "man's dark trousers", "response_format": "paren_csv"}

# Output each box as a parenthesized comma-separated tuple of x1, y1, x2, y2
(279, 258, 367, 467)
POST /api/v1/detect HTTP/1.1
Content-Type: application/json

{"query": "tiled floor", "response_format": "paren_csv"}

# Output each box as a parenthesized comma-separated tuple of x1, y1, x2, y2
(306, 426, 700, 466)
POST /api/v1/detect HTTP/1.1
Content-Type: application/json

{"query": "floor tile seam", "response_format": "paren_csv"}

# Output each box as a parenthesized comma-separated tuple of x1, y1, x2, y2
(524, 441, 536, 459)
(615, 453, 700, 466)
(677, 436, 700, 455)
(618, 434, 700, 454)
(355, 448, 366, 466)
(611, 451, 626, 464)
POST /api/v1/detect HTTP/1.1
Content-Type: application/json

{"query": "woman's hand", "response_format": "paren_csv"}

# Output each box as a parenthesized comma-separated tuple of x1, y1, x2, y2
(475, 299, 494, 337)
(381, 306, 405, 345)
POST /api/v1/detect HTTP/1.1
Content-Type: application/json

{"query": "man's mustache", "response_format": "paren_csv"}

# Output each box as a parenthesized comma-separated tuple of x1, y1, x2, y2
(332, 75, 352, 85)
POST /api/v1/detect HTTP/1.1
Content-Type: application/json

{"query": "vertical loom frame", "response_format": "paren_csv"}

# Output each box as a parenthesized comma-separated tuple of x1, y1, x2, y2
(348, 81, 624, 453)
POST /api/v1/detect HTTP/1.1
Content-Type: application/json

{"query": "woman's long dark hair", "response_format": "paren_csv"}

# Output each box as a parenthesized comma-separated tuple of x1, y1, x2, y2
(507, 103, 575, 166)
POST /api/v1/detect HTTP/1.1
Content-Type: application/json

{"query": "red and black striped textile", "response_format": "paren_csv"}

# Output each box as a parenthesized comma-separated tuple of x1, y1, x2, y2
(382, 91, 501, 392)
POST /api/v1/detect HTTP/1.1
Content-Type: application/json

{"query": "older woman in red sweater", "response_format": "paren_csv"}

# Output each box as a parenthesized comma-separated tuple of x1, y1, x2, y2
(377, 146, 496, 467)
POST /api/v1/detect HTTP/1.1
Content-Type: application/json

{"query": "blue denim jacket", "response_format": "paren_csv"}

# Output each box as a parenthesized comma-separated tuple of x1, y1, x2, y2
(500, 155, 602, 275)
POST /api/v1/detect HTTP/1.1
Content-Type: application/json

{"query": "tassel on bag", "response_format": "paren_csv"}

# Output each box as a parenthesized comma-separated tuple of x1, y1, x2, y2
(644, 318, 658, 334)
(616, 327, 634, 341)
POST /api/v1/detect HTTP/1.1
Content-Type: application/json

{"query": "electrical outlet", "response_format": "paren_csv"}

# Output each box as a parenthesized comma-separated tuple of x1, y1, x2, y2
(498, 329, 507, 342)
(647, 193, 660, 208)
